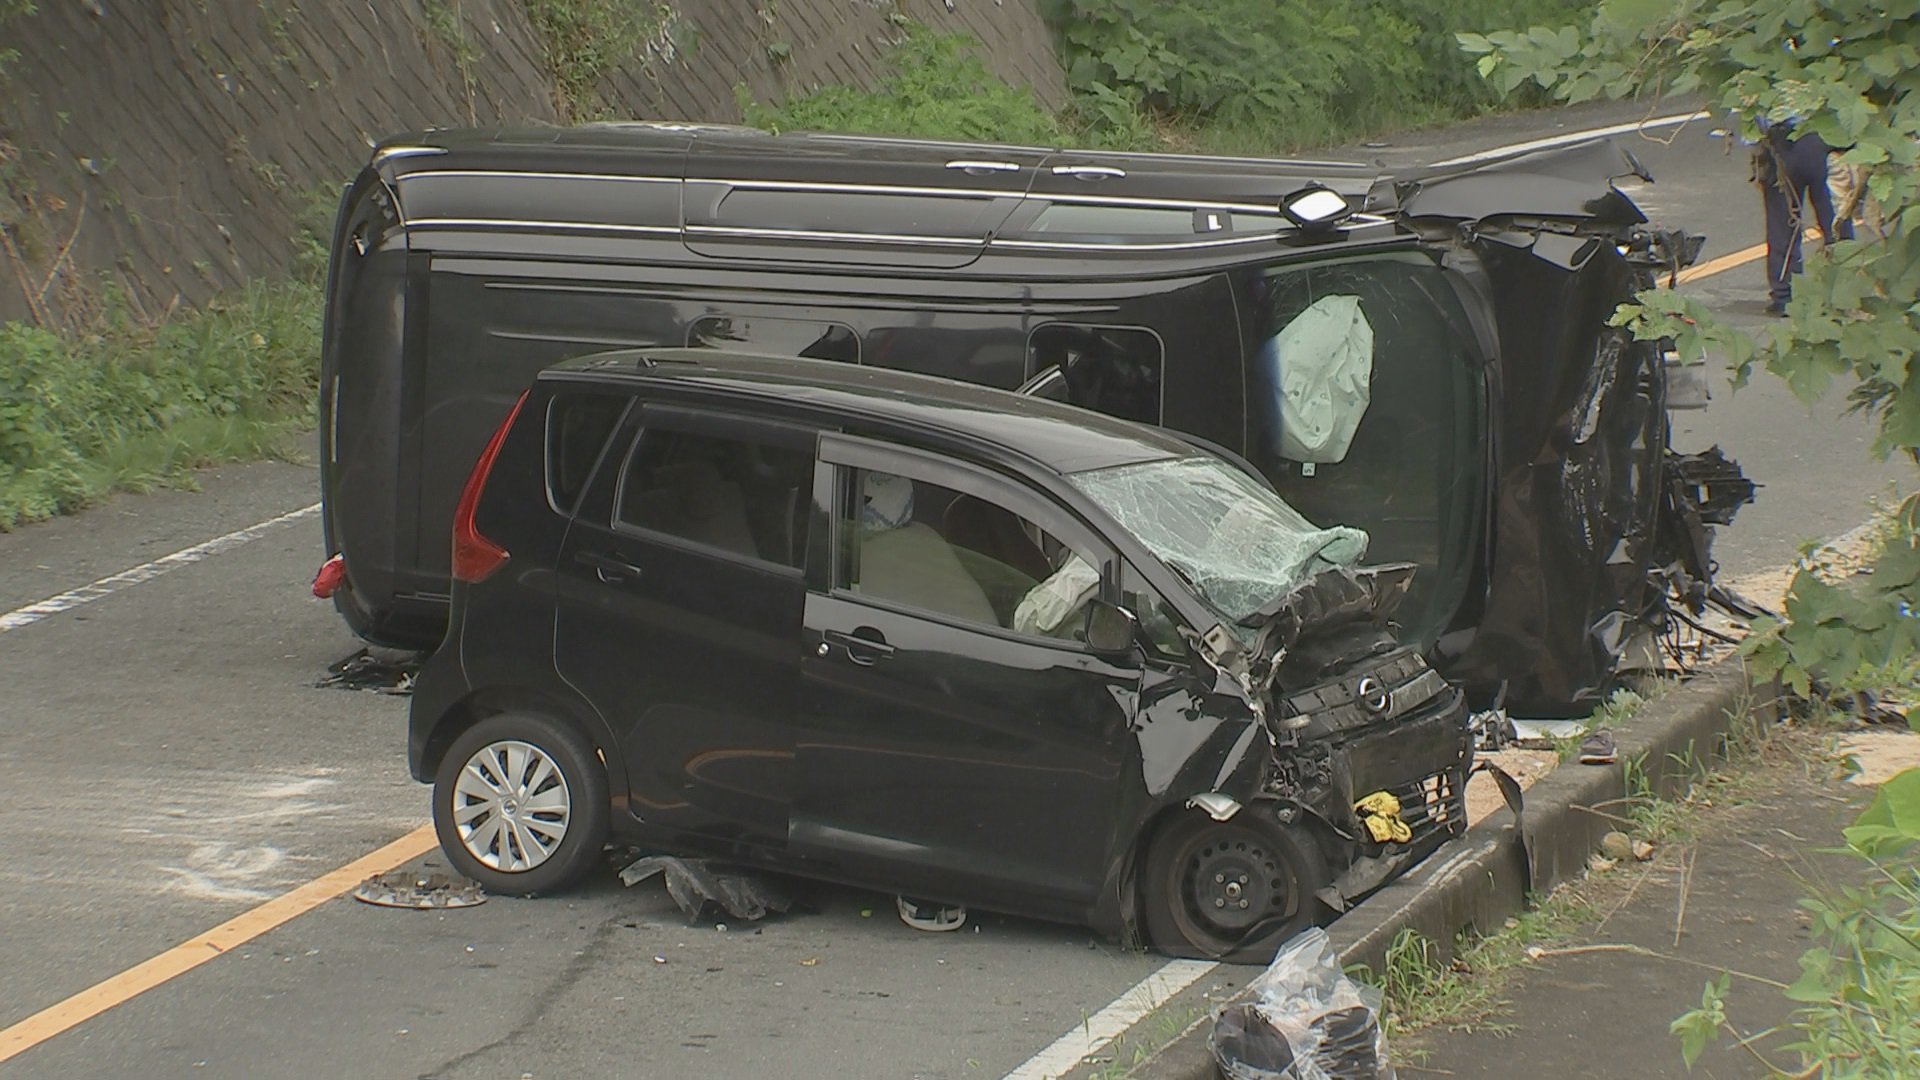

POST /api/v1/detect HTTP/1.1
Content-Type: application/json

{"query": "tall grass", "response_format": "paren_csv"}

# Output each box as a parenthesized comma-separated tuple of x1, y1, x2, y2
(0, 280, 321, 528)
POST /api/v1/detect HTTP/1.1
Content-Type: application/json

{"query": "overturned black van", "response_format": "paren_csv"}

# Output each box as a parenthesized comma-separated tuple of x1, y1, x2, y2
(315, 123, 1750, 715)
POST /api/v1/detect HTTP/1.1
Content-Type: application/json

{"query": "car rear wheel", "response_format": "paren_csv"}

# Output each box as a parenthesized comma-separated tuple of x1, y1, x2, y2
(1142, 809, 1329, 963)
(433, 712, 609, 895)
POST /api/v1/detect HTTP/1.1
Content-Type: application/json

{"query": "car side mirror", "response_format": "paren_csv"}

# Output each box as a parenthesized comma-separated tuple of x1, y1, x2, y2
(1084, 600, 1138, 655)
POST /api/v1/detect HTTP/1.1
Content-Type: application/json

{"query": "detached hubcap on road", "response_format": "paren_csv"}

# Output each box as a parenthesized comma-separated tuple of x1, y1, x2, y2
(452, 740, 571, 872)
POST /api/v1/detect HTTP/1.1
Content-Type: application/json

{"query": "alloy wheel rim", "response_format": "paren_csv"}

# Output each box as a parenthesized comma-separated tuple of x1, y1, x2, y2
(451, 739, 571, 872)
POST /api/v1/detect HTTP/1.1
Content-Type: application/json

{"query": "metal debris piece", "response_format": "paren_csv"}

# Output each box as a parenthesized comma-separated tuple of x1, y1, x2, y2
(352, 870, 487, 909)
(619, 854, 792, 922)
(316, 647, 420, 694)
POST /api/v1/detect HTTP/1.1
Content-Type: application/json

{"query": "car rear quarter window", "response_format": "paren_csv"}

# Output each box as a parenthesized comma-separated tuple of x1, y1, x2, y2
(615, 427, 814, 568)
(547, 392, 629, 513)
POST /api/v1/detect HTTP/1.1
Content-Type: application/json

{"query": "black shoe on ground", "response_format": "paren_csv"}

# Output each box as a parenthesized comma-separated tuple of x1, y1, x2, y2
(1579, 728, 1618, 765)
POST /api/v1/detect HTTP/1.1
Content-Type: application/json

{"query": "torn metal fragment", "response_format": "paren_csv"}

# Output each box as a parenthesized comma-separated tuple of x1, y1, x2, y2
(619, 854, 792, 922)
(316, 647, 420, 695)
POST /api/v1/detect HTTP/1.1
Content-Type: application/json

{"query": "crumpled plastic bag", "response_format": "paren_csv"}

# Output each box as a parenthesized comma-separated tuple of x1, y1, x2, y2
(1208, 928, 1394, 1080)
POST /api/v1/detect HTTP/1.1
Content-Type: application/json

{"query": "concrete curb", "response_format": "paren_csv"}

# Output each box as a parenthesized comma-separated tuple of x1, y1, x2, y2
(1125, 656, 1769, 1080)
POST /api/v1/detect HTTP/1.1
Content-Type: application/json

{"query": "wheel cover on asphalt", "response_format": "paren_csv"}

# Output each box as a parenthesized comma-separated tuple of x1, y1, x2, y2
(451, 739, 571, 872)
(1178, 833, 1291, 941)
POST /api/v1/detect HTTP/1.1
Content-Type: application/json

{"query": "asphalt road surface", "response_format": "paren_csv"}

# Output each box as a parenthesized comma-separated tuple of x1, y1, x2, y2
(1, 98, 1909, 1080)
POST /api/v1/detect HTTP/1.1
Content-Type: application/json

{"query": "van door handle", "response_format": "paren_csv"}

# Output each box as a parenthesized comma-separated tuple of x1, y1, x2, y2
(576, 551, 643, 583)
(824, 628, 894, 665)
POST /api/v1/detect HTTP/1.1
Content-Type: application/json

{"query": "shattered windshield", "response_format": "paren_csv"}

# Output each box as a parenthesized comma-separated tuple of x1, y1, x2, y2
(1069, 456, 1368, 626)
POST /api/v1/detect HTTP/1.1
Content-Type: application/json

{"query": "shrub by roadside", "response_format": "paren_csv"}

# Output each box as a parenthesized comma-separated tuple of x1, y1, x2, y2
(0, 280, 320, 529)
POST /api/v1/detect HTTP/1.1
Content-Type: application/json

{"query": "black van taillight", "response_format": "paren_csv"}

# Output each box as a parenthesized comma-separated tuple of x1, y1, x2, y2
(451, 391, 528, 584)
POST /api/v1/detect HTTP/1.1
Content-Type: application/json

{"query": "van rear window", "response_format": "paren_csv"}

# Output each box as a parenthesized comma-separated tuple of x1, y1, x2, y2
(547, 393, 628, 512)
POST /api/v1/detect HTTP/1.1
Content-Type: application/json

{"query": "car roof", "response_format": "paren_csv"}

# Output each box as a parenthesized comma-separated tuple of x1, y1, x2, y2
(542, 348, 1197, 475)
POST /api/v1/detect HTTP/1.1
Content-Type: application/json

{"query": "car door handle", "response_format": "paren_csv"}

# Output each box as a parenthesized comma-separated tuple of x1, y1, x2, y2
(824, 628, 894, 665)
(575, 551, 643, 583)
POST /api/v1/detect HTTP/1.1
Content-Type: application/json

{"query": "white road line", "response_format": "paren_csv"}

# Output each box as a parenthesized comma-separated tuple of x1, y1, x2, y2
(1007, 105, 1722, 1080)
(1433, 109, 1710, 166)
(0, 502, 321, 634)
(1002, 959, 1219, 1080)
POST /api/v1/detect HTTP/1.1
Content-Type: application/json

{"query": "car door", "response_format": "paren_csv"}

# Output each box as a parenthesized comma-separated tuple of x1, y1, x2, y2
(554, 403, 817, 849)
(794, 435, 1141, 909)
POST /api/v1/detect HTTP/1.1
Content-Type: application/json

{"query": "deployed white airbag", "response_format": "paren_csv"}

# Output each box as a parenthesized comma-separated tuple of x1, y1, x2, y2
(1261, 295, 1374, 463)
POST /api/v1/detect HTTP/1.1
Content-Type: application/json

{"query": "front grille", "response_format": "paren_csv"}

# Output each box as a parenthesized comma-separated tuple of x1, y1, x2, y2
(1388, 765, 1468, 846)
(1278, 648, 1448, 735)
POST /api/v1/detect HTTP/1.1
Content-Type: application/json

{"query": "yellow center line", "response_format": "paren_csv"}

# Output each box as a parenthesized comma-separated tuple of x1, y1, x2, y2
(0, 225, 1806, 1067)
(0, 823, 438, 1065)
(1677, 241, 1766, 284)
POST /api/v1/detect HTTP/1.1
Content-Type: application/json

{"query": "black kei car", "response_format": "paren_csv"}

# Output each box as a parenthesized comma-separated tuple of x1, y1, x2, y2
(410, 348, 1470, 961)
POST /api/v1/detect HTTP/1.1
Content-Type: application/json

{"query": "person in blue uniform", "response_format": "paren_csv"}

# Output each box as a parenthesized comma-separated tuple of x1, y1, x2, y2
(1754, 118, 1849, 315)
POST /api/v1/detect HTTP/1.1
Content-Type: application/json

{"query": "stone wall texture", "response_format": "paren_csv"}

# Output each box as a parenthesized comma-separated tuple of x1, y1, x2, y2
(0, 0, 1065, 325)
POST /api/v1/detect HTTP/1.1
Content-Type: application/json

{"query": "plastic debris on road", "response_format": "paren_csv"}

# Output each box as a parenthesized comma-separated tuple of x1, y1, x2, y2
(619, 854, 792, 922)
(1208, 927, 1394, 1080)
(352, 870, 487, 909)
(315, 647, 420, 695)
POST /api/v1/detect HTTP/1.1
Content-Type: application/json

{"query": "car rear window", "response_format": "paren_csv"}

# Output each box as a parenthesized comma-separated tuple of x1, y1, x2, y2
(547, 392, 628, 512)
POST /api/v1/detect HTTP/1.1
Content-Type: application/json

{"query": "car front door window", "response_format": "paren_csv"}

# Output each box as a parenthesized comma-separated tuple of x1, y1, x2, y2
(840, 467, 1100, 645)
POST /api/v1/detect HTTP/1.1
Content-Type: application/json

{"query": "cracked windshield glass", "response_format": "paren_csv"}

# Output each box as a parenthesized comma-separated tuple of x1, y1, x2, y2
(1070, 455, 1368, 627)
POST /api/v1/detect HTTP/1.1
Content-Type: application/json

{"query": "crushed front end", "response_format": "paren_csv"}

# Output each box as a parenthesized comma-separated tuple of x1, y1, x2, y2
(1211, 564, 1473, 913)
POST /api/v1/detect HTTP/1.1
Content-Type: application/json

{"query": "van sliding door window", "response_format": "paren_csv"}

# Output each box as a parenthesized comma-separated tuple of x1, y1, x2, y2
(1025, 325, 1164, 426)
(688, 315, 859, 365)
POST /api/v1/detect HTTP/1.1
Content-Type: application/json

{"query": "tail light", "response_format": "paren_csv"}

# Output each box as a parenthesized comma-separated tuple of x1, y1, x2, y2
(311, 553, 346, 598)
(451, 391, 527, 584)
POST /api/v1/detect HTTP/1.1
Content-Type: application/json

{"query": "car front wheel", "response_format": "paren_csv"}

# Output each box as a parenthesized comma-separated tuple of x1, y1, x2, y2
(432, 712, 610, 895)
(1141, 808, 1330, 963)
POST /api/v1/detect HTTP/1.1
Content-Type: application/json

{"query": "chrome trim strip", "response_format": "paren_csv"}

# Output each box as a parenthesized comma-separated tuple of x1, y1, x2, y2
(400, 167, 1309, 215)
(685, 224, 981, 247)
(993, 233, 1290, 252)
(401, 214, 1393, 250)
(694, 176, 1289, 214)
(396, 170, 677, 184)
(403, 217, 679, 235)
(1051, 165, 1127, 179)
(946, 160, 1021, 172)
(371, 146, 449, 166)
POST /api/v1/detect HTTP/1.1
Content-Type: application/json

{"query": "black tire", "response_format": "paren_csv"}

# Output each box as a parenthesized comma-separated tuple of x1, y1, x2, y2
(432, 711, 610, 895)
(1141, 808, 1330, 964)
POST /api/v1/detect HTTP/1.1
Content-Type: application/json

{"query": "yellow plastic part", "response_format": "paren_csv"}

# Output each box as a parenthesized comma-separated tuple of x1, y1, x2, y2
(1354, 790, 1412, 843)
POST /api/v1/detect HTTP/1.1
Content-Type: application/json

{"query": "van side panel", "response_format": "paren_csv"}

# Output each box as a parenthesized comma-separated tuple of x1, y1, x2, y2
(412, 265, 684, 582)
(320, 172, 420, 642)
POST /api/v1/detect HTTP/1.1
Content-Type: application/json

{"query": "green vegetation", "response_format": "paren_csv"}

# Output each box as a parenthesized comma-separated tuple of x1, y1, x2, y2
(0, 281, 320, 528)
(1373, 893, 1594, 1040)
(520, 0, 673, 121)
(748, 3, 1596, 156)
(1671, 768, 1920, 1075)
(741, 26, 1075, 147)
(422, 0, 479, 117)
(0, 1, 37, 82)
(1043, 0, 1593, 153)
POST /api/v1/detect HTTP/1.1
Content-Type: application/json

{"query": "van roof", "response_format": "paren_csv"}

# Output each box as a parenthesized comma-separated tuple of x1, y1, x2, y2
(543, 348, 1198, 475)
